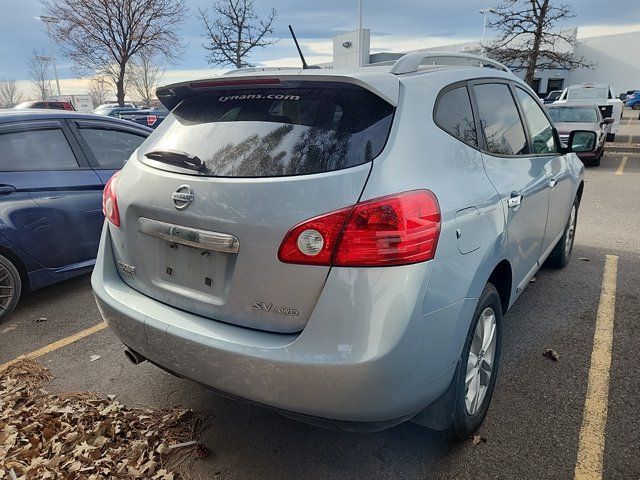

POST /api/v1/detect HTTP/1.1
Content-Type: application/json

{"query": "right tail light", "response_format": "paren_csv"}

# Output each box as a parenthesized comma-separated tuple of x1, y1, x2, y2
(278, 190, 441, 267)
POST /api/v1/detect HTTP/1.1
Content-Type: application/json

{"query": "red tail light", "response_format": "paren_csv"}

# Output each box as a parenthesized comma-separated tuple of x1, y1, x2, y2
(278, 190, 441, 267)
(102, 172, 121, 227)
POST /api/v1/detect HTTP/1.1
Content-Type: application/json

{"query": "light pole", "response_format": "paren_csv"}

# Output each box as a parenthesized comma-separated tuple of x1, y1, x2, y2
(479, 8, 496, 52)
(358, 0, 363, 67)
(36, 15, 61, 97)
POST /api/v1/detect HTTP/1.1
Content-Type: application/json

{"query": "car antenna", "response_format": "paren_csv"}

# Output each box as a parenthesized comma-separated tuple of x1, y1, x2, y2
(289, 25, 319, 69)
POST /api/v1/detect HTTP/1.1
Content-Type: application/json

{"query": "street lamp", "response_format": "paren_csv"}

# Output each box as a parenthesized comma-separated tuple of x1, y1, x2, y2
(35, 15, 61, 97)
(479, 7, 496, 52)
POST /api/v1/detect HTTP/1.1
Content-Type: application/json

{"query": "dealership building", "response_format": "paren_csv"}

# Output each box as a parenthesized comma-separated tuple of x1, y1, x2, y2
(329, 28, 640, 97)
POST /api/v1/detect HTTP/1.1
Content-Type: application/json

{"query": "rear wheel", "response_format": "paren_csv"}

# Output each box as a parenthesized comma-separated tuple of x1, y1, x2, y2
(446, 283, 503, 441)
(0, 255, 21, 323)
(546, 200, 578, 268)
(632, 104, 640, 110)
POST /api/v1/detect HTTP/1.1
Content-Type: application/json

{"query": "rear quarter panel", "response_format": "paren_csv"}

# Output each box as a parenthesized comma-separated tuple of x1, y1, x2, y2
(358, 70, 509, 367)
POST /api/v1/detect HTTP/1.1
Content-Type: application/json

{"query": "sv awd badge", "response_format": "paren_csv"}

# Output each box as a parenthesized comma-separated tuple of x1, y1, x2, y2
(252, 301, 299, 316)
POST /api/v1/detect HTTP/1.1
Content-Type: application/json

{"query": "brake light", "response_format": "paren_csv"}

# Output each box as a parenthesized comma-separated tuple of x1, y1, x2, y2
(102, 172, 121, 227)
(190, 78, 281, 88)
(278, 190, 441, 267)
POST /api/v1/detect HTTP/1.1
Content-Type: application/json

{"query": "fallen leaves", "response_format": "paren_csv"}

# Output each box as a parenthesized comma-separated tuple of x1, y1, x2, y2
(543, 348, 560, 362)
(471, 434, 487, 445)
(0, 359, 209, 479)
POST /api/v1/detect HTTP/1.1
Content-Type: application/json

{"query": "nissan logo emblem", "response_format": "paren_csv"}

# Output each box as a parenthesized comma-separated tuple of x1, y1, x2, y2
(172, 185, 194, 210)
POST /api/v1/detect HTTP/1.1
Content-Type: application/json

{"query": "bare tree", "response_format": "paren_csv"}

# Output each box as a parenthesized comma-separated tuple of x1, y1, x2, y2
(27, 50, 53, 101)
(126, 50, 165, 107)
(199, 0, 278, 69)
(486, 0, 592, 87)
(41, 0, 187, 106)
(0, 78, 23, 108)
(88, 77, 112, 108)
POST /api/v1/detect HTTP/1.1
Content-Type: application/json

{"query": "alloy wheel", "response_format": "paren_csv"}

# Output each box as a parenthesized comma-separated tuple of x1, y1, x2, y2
(465, 307, 497, 416)
(565, 205, 577, 257)
(0, 263, 16, 313)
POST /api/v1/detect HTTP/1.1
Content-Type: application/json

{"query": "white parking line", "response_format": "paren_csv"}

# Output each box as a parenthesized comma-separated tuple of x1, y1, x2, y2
(574, 255, 619, 480)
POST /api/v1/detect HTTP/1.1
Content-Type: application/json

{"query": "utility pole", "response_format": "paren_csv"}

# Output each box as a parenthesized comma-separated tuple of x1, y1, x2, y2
(36, 15, 61, 97)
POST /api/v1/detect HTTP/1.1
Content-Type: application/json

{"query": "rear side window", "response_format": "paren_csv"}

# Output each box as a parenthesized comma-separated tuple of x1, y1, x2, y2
(141, 83, 395, 177)
(514, 88, 558, 154)
(435, 86, 478, 147)
(474, 83, 528, 156)
(79, 128, 147, 169)
(0, 128, 78, 171)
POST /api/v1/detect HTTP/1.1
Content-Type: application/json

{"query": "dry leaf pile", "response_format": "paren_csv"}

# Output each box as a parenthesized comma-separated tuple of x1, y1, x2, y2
(0, 359, 208, 479)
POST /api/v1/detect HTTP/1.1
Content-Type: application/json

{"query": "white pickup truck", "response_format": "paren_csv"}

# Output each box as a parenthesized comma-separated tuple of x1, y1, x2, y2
(554, 83, 624, 141)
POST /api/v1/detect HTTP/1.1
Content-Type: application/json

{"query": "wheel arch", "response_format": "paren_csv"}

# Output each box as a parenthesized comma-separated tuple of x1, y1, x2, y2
(0, 246, 30, 291)
(487, 259, 512, 314)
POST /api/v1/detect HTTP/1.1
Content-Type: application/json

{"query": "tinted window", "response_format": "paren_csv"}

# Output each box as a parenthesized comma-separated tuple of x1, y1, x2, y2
(435, 86, 478, 146)
(547, 107, 598, 123)
(515, 88, 558, 154)
(474, 83, 528, 156)
(0, 128, 78, 171)
(141, 83, 395, 177)
(79, 128, 147, 169)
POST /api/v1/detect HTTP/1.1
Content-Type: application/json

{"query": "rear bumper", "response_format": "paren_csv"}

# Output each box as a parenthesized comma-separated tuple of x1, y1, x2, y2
(92, 225, 472, 424)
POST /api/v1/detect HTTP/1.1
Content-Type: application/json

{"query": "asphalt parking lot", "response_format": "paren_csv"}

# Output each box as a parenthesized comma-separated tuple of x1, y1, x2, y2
(2, 151, 639, 480)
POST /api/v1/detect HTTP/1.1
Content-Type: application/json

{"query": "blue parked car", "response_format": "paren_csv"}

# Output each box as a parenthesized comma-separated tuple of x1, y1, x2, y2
(625, 91, 640, 109)
(0, 110, 151, 321)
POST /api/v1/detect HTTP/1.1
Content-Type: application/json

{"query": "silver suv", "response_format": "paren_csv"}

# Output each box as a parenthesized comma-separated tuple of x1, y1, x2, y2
(93, 53, 595, 439)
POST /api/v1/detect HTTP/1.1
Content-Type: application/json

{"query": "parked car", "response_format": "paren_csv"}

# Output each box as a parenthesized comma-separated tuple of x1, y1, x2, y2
(0, 110, 151, 322)
(117, 107, 168, 129)
(543, 90, 563, 104)
(625, 91, 640, 110)
(94, 105, 141, 118)
(92, 52, 595, 439)
(546, 104, 612, 166)
(14, 100, 75, 111)
(95, 102, 137, 110)
(553, 83, 623, 141)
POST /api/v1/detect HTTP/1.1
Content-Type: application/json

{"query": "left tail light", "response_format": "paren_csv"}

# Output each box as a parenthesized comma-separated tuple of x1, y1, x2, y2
(102, 172, 121, 227)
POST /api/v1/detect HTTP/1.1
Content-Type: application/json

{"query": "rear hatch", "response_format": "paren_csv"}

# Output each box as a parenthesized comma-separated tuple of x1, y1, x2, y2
(109, 78, 396, 333)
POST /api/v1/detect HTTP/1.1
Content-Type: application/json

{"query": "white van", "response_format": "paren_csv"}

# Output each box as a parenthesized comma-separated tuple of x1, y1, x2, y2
(554, 83, 623, 141)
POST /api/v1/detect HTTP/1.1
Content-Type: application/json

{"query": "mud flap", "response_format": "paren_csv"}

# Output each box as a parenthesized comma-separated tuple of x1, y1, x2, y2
(410, 360, 461, 430)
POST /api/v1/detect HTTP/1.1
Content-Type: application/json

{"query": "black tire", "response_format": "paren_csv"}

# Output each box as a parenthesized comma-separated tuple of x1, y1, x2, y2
(545, 198, 578, 268)
(445, 283, 503, 441)
(632, 104, 640, 111)
(0, 254, 21, 323)
(606, 133, 615, 142)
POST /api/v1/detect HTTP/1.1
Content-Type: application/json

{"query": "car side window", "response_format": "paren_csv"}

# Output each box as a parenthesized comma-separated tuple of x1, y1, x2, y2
(435, 86, 478, 147)
(514, 87, 558, 154)
(78, 128, 146, 169)
(0, 128, 78, 171)
(474, 83, 528, 156)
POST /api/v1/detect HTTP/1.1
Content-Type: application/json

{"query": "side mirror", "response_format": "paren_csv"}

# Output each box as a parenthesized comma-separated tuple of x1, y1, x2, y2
(567, 130, 597, 153)
(601, 117, 614, 125)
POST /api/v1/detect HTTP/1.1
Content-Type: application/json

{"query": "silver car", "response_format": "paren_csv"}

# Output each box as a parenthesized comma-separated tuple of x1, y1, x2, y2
(92, 53, 596, 439)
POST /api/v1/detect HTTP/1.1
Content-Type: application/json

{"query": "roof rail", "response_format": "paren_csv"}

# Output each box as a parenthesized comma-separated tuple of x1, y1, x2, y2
(223, 66, 304, 76)
(389, 51, 511, 75)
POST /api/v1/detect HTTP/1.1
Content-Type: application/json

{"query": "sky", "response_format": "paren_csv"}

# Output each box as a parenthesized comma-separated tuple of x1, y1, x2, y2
(1, 0, 639, 98)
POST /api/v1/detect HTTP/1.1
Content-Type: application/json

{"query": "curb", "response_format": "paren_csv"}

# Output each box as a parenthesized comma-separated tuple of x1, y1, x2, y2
(605, 146, 640, 154)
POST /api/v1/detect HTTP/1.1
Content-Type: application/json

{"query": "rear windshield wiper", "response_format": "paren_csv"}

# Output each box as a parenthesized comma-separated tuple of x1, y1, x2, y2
(145, 149, 206, 172)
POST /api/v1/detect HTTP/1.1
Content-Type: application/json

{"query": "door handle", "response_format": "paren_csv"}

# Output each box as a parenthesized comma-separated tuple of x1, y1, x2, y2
(549, 178, 558, 188)
(0, 185, 16, 197)
(507, 193, 523, 208)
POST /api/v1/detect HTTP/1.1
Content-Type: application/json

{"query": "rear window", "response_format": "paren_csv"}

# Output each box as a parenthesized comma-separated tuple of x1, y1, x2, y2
(547, 107, 598, 123)
(141, 83, 395, 177)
